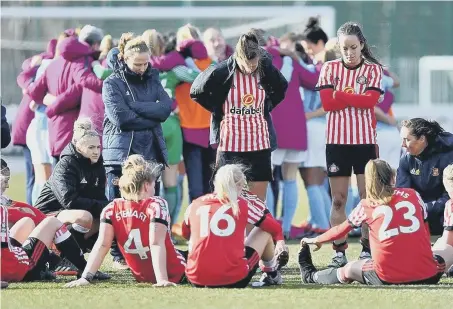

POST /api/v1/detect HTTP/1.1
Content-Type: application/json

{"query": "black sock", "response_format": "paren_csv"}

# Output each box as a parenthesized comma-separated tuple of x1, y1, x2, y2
(267, 270, 278, 278)
(313, 268, 341, 284)
(48, 251, 62, 270)
(360, 238, 371, 254)
(67, 225, 89, 253)
(55, 235, 87, 271)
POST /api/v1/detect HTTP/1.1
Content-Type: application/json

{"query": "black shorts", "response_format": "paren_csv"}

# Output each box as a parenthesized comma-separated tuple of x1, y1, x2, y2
(216, 149, 272, 182)
(191, 246, 260, 288)
(19, 237, 50, 281)
(361, 258, 444, 286)
(326, 144, 378, 177)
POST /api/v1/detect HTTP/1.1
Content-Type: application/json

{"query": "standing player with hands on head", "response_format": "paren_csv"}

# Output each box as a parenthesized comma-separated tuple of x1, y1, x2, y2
(299, 159, 448, 286)
(65, 155, 186, 288)
(315, 22, 384, 267)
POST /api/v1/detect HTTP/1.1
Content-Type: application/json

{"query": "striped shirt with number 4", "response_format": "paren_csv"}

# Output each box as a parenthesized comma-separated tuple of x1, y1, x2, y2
(316, 59, 384, 145)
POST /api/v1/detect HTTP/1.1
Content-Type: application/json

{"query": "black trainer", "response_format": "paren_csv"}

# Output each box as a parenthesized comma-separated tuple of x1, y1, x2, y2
(298, 245, 317, 283)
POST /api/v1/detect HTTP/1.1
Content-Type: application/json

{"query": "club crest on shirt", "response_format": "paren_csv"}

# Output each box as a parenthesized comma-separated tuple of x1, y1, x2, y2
(410, 168, 420, 176)
(356, 75, 368, 85)
(432, 168, 439, 177)
(343, 86, 355, 94)
(329, 163, 339, 173)
(242, 94, 255, 107)
(111, 177, 119, 186)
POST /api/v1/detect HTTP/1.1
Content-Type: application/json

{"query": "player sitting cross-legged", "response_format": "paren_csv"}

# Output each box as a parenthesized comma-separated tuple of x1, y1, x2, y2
(182, 164, 288, 288)
(299, 159, 446, 285)
(65, 155, 186, 288)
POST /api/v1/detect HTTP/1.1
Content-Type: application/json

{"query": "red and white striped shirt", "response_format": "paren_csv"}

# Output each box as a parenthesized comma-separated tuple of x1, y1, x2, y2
(444, 199, 453, 231)
(218, 70, 270, 152)
(316, 59, 383, 145)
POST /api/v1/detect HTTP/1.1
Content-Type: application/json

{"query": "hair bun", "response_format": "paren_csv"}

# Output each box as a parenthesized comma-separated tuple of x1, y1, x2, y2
(74, 118, 93, 132)
(306, 17, 320, 29)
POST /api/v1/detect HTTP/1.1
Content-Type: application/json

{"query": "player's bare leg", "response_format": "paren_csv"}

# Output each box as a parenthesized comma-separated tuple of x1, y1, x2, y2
(9, 217, 36, 244)
(51, 210, 92, 275)
(31, 217, 109, 280)
(356, 174, 372, 259)
(248, 181, 268, 202)
(246, 223, 289, 270)
(328, 176, 349, 267)
(244, 227, 284, 287)
(298, 243, 366, 284)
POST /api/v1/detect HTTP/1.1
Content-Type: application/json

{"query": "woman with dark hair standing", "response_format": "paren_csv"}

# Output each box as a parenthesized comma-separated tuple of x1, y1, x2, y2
(190, 30, 288, 201)
(301, 17, 329, 64)
(316, 22, 383, 268)
(397, 118, 453, 235)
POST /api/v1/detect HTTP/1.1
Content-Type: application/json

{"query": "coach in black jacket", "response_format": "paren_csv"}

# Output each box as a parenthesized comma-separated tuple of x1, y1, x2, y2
(397, 118, 453, 235)
(189, 40, 288, 151)
(35, 136, 108, 218)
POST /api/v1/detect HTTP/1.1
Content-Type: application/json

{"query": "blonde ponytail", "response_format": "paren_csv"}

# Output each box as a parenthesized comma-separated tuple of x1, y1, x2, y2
(213, 164, 247, 216)
(119, 155, 162, 201)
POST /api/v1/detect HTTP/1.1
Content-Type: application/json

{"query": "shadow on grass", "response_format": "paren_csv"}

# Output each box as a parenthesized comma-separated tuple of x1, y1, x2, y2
(5, 268, 452, 291)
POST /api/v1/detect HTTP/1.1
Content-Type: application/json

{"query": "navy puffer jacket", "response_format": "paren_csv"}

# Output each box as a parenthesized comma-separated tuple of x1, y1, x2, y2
(102, 48, 172, 166)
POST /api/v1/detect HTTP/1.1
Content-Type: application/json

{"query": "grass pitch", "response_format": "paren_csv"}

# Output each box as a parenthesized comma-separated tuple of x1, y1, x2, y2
(2, 241, 452, 309)
(2, 171, 452, 309)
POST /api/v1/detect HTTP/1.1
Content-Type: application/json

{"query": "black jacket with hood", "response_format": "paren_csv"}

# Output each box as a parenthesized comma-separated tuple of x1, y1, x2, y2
(189, 51, 288, 151)
(35, 143, 108, 217)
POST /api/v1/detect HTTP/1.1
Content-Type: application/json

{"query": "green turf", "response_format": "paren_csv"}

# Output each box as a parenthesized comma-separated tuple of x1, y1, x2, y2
(3, 173, 452, 309)
(2, 241, 452, 309)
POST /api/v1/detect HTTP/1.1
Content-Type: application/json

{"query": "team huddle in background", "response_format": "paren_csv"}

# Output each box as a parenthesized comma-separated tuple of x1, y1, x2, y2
(1, 16, 453, 289)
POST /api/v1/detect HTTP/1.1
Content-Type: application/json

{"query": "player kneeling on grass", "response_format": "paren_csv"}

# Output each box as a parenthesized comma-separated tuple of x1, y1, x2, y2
(299, 159, 447, 285)
(65, 155, 186, 288)
(432, 164, 453, 276)
(182, 164, 288, 288)
(0, 205, 92, 283)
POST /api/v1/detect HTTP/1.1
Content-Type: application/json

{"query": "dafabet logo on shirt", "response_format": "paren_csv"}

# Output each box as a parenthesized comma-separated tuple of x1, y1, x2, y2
(229, 93, 261, 115)
(241, 94, 255, 107)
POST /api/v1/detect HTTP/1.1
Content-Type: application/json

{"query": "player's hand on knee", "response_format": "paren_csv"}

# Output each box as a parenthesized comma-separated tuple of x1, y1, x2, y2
(64, 278, 90, 288)
(153, 280, 177, 287)
(301, 237, 322, 251)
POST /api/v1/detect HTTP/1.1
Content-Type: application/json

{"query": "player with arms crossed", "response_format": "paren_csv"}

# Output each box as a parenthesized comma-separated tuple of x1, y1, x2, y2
(65, 155, 186, 287)
(316, 22, 384, 267)
(299, 159, 446, 285)
(432, 164, 453, 275)
(182, 164, 288, 288)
